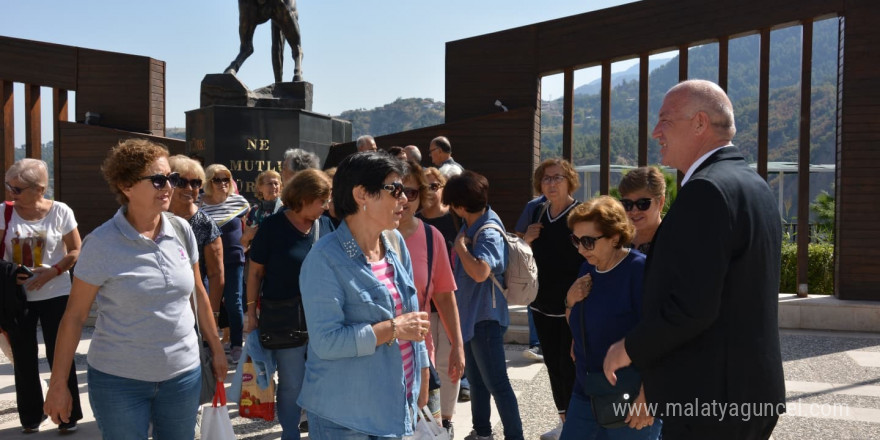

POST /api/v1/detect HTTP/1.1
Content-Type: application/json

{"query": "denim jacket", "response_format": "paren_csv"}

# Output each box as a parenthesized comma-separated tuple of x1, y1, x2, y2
(297, 220, 429, 437)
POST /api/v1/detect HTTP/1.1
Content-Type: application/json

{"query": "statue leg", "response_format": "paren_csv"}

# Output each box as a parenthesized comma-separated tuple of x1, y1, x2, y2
(278, 8, 303, 82)
(224, 9, 258, 75)
(271, 21, 284, 83)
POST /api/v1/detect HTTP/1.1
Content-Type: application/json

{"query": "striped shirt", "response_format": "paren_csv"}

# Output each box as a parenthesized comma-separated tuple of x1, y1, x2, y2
(371, 259, 415, 397)
(199, 194, 249, 227)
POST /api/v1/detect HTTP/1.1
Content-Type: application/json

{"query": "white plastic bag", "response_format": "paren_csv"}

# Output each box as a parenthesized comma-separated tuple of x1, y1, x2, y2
(412, 406, 450, 440)
(200, 381, 235, 440)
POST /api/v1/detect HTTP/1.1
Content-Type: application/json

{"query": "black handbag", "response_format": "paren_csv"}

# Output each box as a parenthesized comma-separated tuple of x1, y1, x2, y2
(579, 303, 642, 429)
(259, 296, 309, 349)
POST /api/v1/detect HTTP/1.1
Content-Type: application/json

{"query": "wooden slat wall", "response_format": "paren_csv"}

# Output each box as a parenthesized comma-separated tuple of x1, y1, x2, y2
(836, 1, 880, 300)
(0, 37, 78, 90)
(150, 60, 166, 137)
(76, 49, 158, 134)
(58, 122, 185, 236)
(325, 108, 539, 229)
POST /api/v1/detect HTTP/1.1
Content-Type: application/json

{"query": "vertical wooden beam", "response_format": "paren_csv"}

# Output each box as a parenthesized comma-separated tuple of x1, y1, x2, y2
(638, 53, 649, 166)
(797, 21, 813, 297)
(1, 81, 13, 188)
(24, 84, 41, 159)
(677, 45, 689, 187)
(600, 61, 611, 195)
(562, 68, 574, 163)
(718, 36, 729, 92)
(758, 28, 771, 180)
(53, 88, 68, 200)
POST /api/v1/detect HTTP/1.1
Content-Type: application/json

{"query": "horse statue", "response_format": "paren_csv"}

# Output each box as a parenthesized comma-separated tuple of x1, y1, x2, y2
(224, 0, 303, 83)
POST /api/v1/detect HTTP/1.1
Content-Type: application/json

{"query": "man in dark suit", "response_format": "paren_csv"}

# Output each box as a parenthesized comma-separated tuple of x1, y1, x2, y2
(603, 80, 785, 439)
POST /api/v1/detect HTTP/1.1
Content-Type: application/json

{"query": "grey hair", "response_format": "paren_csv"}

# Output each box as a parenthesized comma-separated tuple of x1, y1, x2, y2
(6, 158, 49, 188)
(282, 148, 321, 172)
(356, 135, 375, 149)
(404, 145, 422, 163)
(669, 79, 736, 140)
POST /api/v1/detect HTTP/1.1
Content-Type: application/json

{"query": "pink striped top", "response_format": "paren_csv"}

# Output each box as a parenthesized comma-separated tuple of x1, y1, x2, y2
(371, 259, 415, 397)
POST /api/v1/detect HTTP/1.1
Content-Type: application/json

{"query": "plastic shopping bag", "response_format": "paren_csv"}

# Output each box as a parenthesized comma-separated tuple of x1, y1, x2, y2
(238, 356, 276, 421)
(201, 381, 235, 440)
(412, 406, 450, 440)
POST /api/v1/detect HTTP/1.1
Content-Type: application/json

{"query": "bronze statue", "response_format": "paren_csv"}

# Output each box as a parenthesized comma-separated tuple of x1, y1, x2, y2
(225, 0, 303, 83)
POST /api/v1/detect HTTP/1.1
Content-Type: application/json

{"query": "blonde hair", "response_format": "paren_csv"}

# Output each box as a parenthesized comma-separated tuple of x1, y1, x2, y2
(6, 158, 49, 189)
(204, 164, 234, 197)
(255, 170, 282, 201)
(168, 155, 206, 181)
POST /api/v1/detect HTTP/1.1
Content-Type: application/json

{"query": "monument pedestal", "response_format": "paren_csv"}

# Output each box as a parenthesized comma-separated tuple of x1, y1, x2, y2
(187, 74, 350, 200)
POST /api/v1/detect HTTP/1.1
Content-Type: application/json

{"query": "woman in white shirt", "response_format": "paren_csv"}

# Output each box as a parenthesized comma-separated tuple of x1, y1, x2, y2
(1, 158, 82, 433)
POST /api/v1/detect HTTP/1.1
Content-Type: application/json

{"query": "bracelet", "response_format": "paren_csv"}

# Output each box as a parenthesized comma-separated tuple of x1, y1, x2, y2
(386, 318, 398, 346)
(52, 264, 63, 276)
(213, 312, 220, 318)
(247, 300, 256, 306)
(564, 297, 573, 310)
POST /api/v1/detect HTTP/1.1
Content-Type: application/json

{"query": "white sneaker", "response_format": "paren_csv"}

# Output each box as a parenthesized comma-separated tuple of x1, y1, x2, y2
(522, 345, 544, 362)
(539, 421, 563, 440)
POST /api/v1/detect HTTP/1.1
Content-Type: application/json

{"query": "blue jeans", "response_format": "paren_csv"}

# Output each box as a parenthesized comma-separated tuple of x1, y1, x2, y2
(87, 365, 201, 440)
(527, 308, 540, 347)
(276, 344, 308, 440)
(464, 320, 523, 440)
(223, 262, 245, 347)
(559, 392, 661, 440)
(308, 412, 402, 440)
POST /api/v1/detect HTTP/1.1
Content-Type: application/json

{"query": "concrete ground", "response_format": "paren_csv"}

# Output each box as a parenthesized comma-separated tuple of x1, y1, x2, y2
(1, 327, 878, 439)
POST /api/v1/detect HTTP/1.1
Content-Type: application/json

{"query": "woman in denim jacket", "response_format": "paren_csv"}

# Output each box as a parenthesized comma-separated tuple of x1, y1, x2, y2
(298, 152, 431, 439)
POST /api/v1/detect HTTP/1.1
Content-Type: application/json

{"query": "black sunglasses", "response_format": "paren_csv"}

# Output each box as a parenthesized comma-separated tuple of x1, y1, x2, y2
(177, 178, 203, 189)
(570, 233, 606, 250)
(139, 172, 180, 190)
(619, 197, 652, 212)
(212, 177, 231, 185)
(381, 182, 405, 199)
(428, 182, 444, 192)
(5, 182, 33, 195)
(403, 187, 420, 200)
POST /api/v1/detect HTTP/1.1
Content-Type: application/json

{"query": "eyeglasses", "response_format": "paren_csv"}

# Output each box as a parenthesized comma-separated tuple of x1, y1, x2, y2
(619, 198, 652, 212)
(321, 198, 331, 209)
(5, 182, 33, 195)
(570, 233, 606, 250)
(211, 177, 231, 185)
(381, 182, 405, 199)
(541, 174, 566, 185)
(138, 172, 180, 190)
(429, 147, 440, 154)
(177, 178, 203, 189)
(427, 182, 444, 192)
(403, 187, 420, 200)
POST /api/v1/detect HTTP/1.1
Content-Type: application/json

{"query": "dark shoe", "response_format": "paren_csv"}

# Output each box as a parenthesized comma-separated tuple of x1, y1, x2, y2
(298, 420, 308, 433)
(458, 386, 471, 402)
(21, 415, 47, 433)
(443, 419, 455, 439)
(59, 421, 78, 434)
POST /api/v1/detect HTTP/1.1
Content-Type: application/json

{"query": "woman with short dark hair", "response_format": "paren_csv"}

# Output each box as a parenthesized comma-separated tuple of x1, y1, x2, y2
(443, 170, 524, 440)
(298, 152, 431, 439)
(617, 167, 666, 255)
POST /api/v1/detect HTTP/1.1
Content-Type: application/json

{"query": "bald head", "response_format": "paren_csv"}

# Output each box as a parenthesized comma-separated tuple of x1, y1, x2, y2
(667, 79, 736, 141)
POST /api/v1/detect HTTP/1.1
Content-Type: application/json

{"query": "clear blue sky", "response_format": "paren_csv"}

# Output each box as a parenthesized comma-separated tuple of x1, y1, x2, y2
(4, 0, 636, 142)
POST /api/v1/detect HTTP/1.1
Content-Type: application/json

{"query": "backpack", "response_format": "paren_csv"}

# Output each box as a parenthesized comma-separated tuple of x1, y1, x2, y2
(474, 221, 539, 306)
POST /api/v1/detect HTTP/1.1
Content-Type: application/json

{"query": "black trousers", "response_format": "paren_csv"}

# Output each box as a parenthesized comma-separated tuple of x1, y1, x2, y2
(661, 415, 779, 440)
(7, 295, 83, 426)
(532, 310, 576, 413)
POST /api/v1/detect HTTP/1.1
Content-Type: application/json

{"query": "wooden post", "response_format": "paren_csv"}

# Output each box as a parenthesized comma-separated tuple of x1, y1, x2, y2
(562, 68, 574, 163)
(53, 88, 68, 199)
(677, 45, 689, 187)
(25, 84, 41, 159)
(0, 81, 13, 187)
(718, 36, 729, 92)
(797, 21, 813, 298)
(639, 53, 649, 167)
(600, 61, 611, 195)
(758, 28, 771, 181)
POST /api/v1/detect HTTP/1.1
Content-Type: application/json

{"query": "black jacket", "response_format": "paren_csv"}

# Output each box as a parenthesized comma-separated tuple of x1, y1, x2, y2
(0, 260, 28, 331)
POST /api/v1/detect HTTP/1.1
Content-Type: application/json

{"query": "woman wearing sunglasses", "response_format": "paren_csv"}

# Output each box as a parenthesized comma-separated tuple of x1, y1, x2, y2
(443, 170, 524, 440)
(417, 167, 457, 257)
(521, 158, 583, 440)
(397, 161, 463, 437)
(617, 167, 666, 255)
(43, 139, 227, 438)
(2, 158, 82, 433)
(168, 155, 225, 327)
(560, 196, 660, 440)
(200, 164, 250, 364)
(298, 152, 430, 439)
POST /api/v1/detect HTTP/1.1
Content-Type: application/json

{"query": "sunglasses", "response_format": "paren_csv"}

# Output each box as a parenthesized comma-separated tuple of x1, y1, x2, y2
(5, 182, 33, 195)
(403, 187, 420, 200)
(381, 182, 405, 199)
(619, 198, 652, 212)
(139, 172, 180, 190)
(321, 198, 331, 209)
(211, 177, 231, 185)
(570, 233, 606, 250)
(428, 182, 444, 192)
(177, 178, 203, 189)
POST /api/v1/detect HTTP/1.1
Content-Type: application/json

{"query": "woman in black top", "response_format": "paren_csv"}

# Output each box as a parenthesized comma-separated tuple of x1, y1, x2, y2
(521, 158, 583, 437)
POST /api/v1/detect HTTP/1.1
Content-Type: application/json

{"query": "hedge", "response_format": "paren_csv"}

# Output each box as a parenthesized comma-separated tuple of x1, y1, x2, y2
(779, 242, 835, 294)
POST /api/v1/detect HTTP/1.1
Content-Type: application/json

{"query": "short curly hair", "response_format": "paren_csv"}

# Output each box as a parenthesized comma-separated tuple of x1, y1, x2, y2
(255, 170, 282, 201)
(567, 195, 634, 248)
(533, 158, 579, 196)
(282, 169, 331, 212)
(101, 139, 169, 205)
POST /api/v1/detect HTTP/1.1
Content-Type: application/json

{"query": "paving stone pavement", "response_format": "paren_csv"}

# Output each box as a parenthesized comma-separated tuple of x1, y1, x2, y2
(1, 328, 878, 439)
